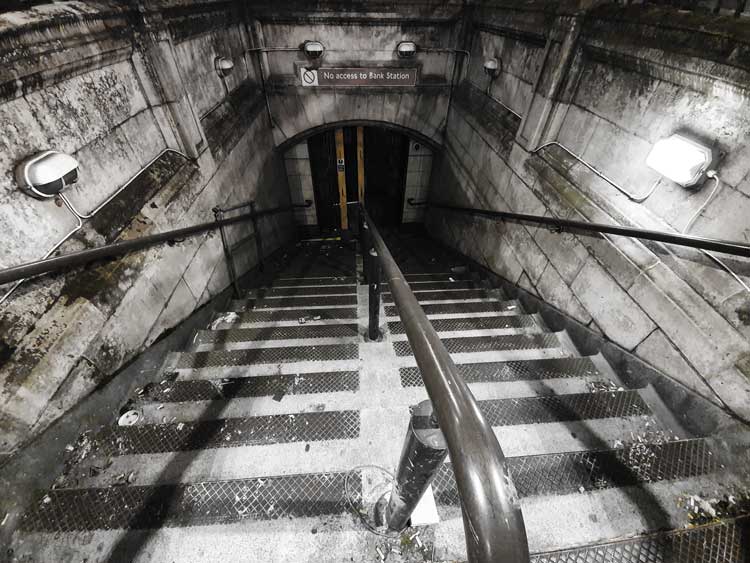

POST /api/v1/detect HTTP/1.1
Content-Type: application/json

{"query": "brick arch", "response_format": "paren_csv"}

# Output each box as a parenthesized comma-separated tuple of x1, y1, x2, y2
(269, 89, 448, 151)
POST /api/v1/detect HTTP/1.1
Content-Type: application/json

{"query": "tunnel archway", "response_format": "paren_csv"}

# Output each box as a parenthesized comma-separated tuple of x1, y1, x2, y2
(280, 120, 439, 237)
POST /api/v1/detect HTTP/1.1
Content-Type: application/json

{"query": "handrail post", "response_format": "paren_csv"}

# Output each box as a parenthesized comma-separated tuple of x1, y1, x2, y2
(367, 247, 380, 340)
(360, 221, 370, 286)
(250, 201, 264, 272)
(214, 207, 240, 298)
(386, 400, 447, 530)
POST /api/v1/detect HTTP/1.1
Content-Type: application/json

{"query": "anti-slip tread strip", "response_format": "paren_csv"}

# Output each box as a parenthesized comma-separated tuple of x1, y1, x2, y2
(225, 309, 358, 324)
(388, 315, 536, 335)
(198, 324, 359, 343)
(141, 371, 359, 403)
(531, 516, 748, 563)
(399, 358, 601, 387)
(255, 286, 357, 297)
(270, 277, 356, 286)
(174, 344, 359, 368)
(383, 289, 496, 302)
(403, 273, 472, 281)
(392, 334, 560, 356)
(405, 281, 479, 291)
(20, 471, 360, 532)
(432, 438, 716, 506)
(477, 390, 649, 426)
(386, 301, 519, 316)
(236, 295, 358, 309)
(92, 410, 360, 456)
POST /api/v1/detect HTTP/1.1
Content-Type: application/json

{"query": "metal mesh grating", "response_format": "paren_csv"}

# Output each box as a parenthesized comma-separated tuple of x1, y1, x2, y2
(141, 371, 359, 403)
(237, 295, 357, 309)
(477, 390, 650, 426)
(271, 277, 356, 286)
(400, 358, 601, 387)
(531, 516, 748, 563)
(174, 343, 359, 368)
(432, 439, 717, 506)
(407, 281, 478, 291)
(386, 301, 519, 316)
(389, 315, 536, 335)
(257, 285, 357, 297)
(393, 334, 560, 356)
(198, 324, 359, 343)
(228, 308, 358, 324)
(383, 289, 495, 302)
(20, 471, 361, 532)
(93, 410, 360, 456)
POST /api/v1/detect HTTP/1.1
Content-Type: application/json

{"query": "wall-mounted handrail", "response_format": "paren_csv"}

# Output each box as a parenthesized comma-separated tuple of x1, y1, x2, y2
(360, 206, 530, 563)
(407, 198, 750, 258)
(0, 200, 312, 288)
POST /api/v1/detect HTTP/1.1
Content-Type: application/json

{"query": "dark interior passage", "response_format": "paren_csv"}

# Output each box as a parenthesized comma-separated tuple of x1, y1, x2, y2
(308, 125, 409, 233)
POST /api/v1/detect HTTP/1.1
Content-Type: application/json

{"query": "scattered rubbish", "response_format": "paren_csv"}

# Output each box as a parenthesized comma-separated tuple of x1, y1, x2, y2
(135, 387, 145, 396)
(448, 277, 455, 282)
(613, 440, 624, 449)
(156, 404, 164, 410)
(1, 513, 8, 526)
(42, 495, 51, 504)
(506, 305, 516, 310)
(177, 422, 185, 431)
(587, 380, 622, 393)
(312, 315, 322, 321)
(679, 489, 750, 525)
(210, 312, 239, 330)
(311, 527, 317, 534)
(118, 410, 141, 426)
(578, 486, 586, 494)
(450, 265, 467, 273)
(65, 444, 75, 452)
(305, 443, 310, 452)
(298, 317, 307, 324)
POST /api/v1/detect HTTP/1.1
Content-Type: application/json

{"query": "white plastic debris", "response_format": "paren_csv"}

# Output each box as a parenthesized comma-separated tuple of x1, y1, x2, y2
(210, 312, 239, 330)
(118, 410, 141, 426)
(298, 317, 307, 324)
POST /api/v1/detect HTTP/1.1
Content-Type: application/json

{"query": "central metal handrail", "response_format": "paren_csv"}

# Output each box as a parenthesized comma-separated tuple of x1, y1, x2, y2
(361, 206, 530, 563)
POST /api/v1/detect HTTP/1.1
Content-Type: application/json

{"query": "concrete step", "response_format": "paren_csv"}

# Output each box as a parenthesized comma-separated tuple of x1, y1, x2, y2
(392, 332, 566, 357)
(229, 294, 358, 311)
(191, 324, 361, 351)
(17, 439, 729, 561)
(249, 285, 357, 297)
(383, 288, 505, 303)
(386, 299, 524, 317)
(265, 276, 357, 287)
(14, 512, 747, 563)
(209, 308, 358, 329)
(387, 314, 543, 339)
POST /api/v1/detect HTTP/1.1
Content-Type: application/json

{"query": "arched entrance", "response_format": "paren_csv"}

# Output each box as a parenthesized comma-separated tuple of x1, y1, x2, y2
(280, 121, 439, 237)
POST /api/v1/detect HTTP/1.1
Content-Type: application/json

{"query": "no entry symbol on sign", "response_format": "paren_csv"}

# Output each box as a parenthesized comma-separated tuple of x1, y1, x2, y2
(301, 69, 319, 86)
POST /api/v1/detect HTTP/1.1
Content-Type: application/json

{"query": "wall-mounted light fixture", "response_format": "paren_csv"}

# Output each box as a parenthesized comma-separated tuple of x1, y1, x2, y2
(214, 56, 235, 77)
(303, 41, 325, 59)
(483, 58, 500, 79)
(15, 150, 79, 199)
(397, 41, 418, 59)
(646, 134, 714, 188)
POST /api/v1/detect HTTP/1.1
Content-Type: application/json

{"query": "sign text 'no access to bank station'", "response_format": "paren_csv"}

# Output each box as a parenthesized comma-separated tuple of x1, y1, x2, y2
(300, 68, 418, 87)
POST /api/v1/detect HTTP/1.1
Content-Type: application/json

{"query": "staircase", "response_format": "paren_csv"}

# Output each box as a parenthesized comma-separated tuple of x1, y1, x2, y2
(9, 233, 749, 562)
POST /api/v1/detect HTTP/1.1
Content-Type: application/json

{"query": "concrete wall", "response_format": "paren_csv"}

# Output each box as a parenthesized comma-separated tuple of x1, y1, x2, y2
(427, 1, 750, 420)
(0, 2, 292, 454)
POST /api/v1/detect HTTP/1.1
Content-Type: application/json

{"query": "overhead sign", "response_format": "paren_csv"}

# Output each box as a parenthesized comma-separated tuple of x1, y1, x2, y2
(300, 68, 417, 87)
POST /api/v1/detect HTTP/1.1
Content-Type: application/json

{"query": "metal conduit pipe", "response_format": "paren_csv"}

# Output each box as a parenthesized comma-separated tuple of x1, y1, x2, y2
(0, 148, 194, 305)
(361, 207, 530, 563)
(532, 141, 661, 202)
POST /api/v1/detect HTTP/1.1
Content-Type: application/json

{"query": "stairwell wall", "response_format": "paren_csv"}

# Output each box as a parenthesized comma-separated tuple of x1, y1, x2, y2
(426, 1, 750, 421)
(0, 2, 292, 454)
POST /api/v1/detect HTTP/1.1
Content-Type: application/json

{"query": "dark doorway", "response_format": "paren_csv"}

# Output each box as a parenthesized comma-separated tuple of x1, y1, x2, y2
(307, 126, 409, 234)
(364, 127, 409, 228)
(307, 131, 339, 234)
